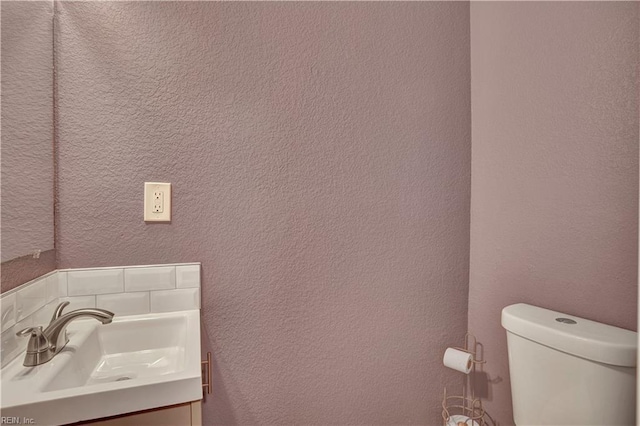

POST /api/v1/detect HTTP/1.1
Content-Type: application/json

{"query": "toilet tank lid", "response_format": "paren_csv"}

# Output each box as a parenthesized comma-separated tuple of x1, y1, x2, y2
(502, 304, 637, 367)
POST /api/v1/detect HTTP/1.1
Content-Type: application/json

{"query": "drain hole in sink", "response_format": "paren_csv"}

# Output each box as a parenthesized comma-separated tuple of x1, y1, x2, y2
(115, 376, 131, 382)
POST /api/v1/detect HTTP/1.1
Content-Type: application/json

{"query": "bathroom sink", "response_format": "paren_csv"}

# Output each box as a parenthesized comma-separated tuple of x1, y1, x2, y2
(1, 310, 202, 425)
(43, 314, 188, 392)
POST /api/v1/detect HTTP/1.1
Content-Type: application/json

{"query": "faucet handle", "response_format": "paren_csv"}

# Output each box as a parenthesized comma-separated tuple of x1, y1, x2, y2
(16, 326, 51, 354)
(50, 301, 70, 324)
(16, 326, 43, 337)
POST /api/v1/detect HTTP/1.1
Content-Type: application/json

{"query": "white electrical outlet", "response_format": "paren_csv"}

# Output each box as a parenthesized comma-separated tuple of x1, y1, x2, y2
(144, 182, 171, 222)
(153, 191, 163, 213)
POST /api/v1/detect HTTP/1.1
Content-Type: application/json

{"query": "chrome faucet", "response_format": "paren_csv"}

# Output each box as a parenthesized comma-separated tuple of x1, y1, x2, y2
(16, 301, 114, 367)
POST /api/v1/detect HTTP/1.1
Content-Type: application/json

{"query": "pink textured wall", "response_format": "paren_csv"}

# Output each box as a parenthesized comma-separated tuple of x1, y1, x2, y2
(1, 1, 54, 263)
(55, 2, 471, 424)
(469, 2, 639, 425)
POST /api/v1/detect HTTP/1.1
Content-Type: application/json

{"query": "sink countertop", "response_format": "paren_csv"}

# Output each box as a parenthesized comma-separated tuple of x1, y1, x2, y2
(0, 310, 202, 426)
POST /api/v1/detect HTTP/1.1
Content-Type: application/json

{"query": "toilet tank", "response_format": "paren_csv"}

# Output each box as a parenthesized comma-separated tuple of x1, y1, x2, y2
(502, 304, 637, 426)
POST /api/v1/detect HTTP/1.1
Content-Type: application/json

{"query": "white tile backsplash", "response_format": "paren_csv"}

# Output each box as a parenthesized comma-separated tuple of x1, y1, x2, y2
(58, 271, 68, 297)
(125, 266, 176, 292)
(2, 314, 34, 366)
(45, 274, 58, 304)
(1, 293, 16, 333)
(151, 288, 200, 313)
(68, 269, 124, 296)
(1, 325, 21, 367)
(14, 314, 34, 334)
(16, 277, 47, 321)
(32, 300, 60, 326)
(176, 265, 201, 289)
(97, 292, 150, 316)
(60, 295, 96, 311)
(0, 263, 200, 368)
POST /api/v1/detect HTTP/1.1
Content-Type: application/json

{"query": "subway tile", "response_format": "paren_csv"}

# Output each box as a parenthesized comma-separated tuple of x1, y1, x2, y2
(125, 266, 175, 292)
(1, 325, 20, 368)
(1, 293, 16, 333)
(68, 269, 124, 296)
(60, 295, 96, 311)
(150, 288, 199, 313)
(15, 314, 34, 331)
(176, 265, 200, 289)
(97, 292, 149, 316)
(58, 271, 68, 297)
(16, 277, 47, 321)
(32, 300, 60, 326)
(45, 273, 59, 303)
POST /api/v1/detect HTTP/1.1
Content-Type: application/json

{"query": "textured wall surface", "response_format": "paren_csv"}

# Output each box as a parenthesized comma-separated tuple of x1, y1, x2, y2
(1, 1, 54, 263)
(469, 3, 639, 424)
(55, 2, 471, 424)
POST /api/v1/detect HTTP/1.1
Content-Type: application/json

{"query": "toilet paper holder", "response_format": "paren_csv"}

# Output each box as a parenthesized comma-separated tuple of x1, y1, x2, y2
(441, 333, 486, 426)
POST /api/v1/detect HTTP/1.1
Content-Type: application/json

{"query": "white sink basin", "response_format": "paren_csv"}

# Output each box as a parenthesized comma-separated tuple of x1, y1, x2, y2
(44, 314, 188, 392)
(1, 310, 202, 425)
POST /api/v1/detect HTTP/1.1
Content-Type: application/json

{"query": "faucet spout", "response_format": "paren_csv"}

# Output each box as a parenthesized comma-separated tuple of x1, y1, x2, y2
(45, 308, 114, 352)
(16, 303, 114, 366)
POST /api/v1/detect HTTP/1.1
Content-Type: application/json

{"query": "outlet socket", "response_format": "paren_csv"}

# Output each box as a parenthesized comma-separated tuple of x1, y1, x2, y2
(144, 182, 171, 222)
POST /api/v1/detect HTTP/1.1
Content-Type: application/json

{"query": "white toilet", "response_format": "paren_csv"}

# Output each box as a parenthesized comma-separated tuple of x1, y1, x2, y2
(502, 303, 637, 425)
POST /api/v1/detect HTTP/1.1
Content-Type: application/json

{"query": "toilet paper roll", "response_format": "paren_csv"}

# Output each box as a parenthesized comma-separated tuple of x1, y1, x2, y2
(443, 347, 473, 374)
(446, 414, 480, 426)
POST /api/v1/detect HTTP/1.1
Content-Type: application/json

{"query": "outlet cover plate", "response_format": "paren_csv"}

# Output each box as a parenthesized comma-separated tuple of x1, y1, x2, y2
(144, 182, 171, 222)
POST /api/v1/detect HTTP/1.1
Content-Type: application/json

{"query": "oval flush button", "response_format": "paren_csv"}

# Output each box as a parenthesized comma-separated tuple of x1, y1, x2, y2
(556, 317, 577, 324)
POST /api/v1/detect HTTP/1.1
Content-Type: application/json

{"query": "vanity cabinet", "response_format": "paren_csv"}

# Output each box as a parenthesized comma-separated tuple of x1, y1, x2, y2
(74, 401, 202, 426)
